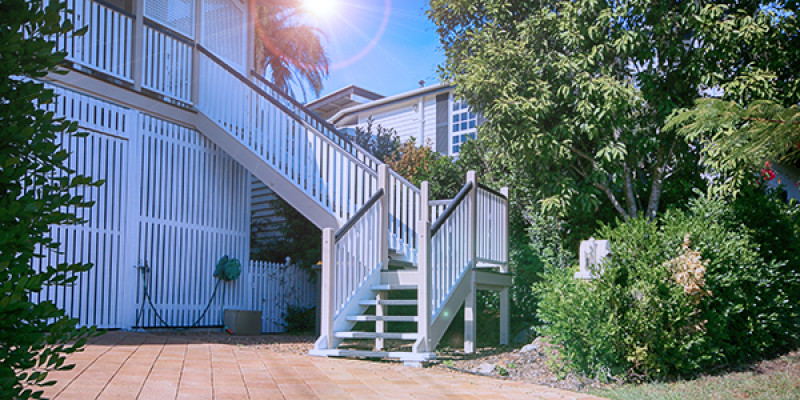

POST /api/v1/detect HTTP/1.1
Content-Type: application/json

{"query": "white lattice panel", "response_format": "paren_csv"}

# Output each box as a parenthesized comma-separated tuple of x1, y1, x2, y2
(144, 0, 195, 38)
(202, 0, 245, 69)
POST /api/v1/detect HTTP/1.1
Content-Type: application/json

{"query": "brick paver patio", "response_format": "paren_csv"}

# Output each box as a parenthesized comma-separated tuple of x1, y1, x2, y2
(41, 332, 605, 399)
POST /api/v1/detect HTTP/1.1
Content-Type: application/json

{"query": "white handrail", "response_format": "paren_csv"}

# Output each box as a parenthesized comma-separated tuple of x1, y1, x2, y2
(429, 182, 473, 318)
(332, 191, 383, 317)
(196, 49, 379, 222)
(476, 186, 508, 266)
(251, 74, 382, 173)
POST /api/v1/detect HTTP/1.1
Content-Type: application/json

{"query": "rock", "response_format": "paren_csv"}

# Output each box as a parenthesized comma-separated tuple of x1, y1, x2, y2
(512, 326, 536, 344)
(475, 363, 496, 374)
(520, 343, 538, 353)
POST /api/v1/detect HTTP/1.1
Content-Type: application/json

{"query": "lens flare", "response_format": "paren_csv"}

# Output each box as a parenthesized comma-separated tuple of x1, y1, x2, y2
(303, 0, 338, 20)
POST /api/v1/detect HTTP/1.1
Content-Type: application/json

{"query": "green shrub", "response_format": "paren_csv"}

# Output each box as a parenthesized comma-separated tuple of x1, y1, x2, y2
(282, 305, 315, 333)
(536, 196, 800, 380)
(1, 2, 99, 398)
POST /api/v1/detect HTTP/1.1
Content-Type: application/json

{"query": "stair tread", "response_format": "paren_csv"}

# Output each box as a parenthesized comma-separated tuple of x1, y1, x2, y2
(371, 284, 417, 291)
(346, 315, 418, 322)
(334, 331, 419, 340)
(359, 300, 418, 306)
(387, 258, 416, 268)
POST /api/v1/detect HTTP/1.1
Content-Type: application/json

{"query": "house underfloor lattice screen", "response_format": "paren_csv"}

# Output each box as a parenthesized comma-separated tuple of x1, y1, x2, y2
(135, 114, 250, 328)
(32, 85, 132, 328)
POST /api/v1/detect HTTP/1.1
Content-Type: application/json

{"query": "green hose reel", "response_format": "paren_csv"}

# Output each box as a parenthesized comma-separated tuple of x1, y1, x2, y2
(214, 256, 241, 281)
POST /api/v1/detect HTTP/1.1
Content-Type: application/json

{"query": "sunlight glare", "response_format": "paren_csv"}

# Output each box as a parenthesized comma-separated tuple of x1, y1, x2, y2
(303, 0, 338, 20)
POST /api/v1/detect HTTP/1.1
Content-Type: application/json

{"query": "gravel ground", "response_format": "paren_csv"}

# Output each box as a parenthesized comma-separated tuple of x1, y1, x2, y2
(431, 337, 604, 392)
(151, 330, 599, 392)
(150, 330, 316, 354)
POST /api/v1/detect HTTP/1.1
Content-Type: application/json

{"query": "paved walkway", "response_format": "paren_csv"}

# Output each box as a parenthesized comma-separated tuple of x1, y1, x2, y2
(42, 332, 605, 400)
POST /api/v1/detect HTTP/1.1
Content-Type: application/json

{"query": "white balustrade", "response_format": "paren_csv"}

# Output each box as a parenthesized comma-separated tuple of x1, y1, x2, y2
(429, 183, 473, 318)
(196, 50, 378, 222)
(475, 186, 509, 266)
(56, 0, 133, 82)
(141, 24, 192, 103)
(428, 200, 450, 222)
(388, 170, 421, 261)
(251, 75, 382, 174)
(332, 194, 383, 317)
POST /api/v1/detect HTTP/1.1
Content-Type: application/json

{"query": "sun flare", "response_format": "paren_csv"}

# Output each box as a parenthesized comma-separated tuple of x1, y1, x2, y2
(302, 0, 338, 20)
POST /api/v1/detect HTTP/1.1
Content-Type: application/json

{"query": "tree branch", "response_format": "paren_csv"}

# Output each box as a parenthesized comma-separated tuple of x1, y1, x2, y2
(594, 181, 629, 219)
(568, 145, 598, 169)
(742, 116, 800, 125)
(623, 160, 638, 216)
(645, 137, 677, 220)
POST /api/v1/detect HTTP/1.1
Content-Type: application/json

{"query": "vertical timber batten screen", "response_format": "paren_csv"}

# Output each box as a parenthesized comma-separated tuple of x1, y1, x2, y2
(136, 114, 250, 328)
(32, 85, 131, 328)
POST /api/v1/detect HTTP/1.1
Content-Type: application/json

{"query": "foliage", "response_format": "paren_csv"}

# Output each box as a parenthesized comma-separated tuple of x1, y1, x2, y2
(386, 137, 462, 199)
(428, 0, 794, 221)
(668, 100, 800, 196)
(251, 196, 320, 270)
(664, 4, 800, 196)
(0, 1, 99, 398)
(347, 117, 399, 163)
(254, 0, 329, 99)
(282, 305, 315, 333)
(536, 196, 800, 380)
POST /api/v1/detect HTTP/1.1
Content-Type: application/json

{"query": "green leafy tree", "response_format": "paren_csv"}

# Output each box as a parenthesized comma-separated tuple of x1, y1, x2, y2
(668, 100, 800, 195)
(428, 0, 794, 221)
(254, 0, 330, 99)
(348, 117, 400, 163)
(664, 5, 800, 195)
(386, 137, 462, 199)
(1, 1, 99, 398)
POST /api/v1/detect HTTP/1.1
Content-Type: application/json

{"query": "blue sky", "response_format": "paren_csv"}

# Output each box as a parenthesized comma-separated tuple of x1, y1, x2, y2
(305, 0, 444, 100)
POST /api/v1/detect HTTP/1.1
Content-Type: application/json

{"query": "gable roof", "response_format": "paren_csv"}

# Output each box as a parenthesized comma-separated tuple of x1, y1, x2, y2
(329, 82, 453, 125)
(306, 85, 384, 120)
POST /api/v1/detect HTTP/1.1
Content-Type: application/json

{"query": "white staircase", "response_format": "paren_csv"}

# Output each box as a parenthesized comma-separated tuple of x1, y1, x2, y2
(194, 50, 512, 363)
(46, 0, 511, 363)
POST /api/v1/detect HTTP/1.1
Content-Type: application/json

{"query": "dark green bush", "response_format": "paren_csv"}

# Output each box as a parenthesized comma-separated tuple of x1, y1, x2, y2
(282, 305, 316, 333)
(1, 1, 99, 398)
(536, 196, 800, 380)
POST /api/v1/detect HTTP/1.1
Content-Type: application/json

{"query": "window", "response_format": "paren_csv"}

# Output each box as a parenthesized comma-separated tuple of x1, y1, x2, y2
(450, 99, 478, 155)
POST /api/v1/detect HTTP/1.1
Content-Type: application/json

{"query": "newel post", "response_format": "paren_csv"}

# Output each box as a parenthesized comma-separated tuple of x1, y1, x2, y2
(499, 186, 510, 345)
(375, 165, 390, 350)
(464, 171, 478, 353)
(416, 181, 433, 352)
(320, 227, 335, 349)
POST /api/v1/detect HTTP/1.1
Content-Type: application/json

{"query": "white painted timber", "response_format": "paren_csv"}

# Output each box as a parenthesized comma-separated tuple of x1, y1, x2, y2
(249, 259, 316, 332)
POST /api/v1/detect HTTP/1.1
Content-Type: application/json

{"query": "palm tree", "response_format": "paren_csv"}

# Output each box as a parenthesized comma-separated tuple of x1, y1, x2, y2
(253, 0, 330, 99)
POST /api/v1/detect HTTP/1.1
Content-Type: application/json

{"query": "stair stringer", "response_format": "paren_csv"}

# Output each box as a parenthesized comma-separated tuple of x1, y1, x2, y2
(426, 264, 475, 352)
(311, 262, 385, 352)
(194, 113, 341, 230)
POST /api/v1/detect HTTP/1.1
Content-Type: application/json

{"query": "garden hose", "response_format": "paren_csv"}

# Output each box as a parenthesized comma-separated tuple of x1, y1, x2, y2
(134, 256, 239, 331)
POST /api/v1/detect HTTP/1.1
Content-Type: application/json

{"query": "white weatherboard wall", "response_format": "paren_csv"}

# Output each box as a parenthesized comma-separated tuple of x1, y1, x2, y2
(348, 95, 438, 148)
(32, 83, 255, 329)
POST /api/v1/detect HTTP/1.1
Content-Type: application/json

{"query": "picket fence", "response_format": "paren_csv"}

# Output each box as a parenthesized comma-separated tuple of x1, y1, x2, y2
(249, 259, 317, 333)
